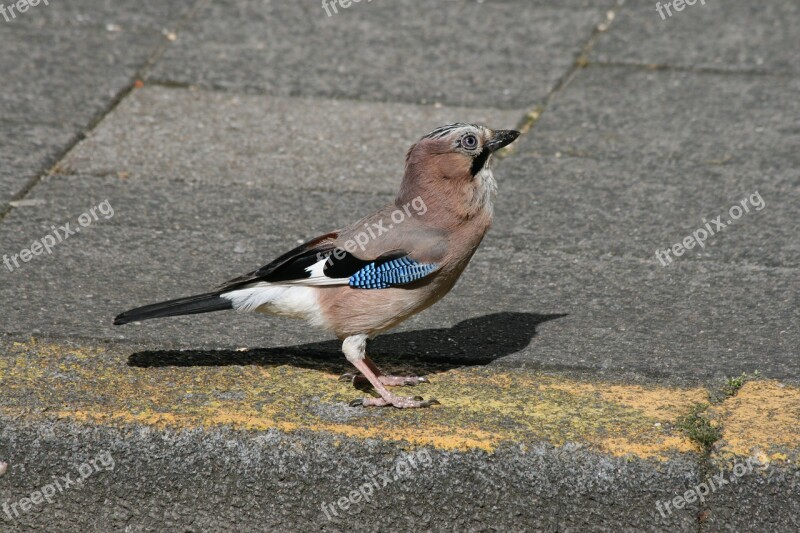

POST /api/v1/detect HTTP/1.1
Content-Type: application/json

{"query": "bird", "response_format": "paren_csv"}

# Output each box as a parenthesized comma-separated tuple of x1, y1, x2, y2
(114, 123, 520, 408)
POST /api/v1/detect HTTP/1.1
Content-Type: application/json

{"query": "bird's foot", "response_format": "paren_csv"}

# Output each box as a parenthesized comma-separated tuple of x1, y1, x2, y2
(350, 394, 440, 409)
(339, 373, 429, 387)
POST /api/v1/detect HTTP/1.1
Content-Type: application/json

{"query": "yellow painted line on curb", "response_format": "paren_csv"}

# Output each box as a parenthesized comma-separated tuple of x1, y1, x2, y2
(710, 381, 800, 464)
(0, 339, 766, 460)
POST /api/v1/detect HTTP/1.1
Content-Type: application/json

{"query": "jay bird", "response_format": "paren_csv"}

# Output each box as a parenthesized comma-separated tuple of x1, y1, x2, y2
(114, 124, 520, 408)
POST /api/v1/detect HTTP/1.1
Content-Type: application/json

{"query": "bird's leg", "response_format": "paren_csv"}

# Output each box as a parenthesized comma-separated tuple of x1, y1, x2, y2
(339, 357, 429, 387)
(342, 335, 438, 408)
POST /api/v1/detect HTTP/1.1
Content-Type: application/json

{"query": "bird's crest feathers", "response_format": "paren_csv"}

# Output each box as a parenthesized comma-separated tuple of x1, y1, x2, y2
(423, 123, 481, 140)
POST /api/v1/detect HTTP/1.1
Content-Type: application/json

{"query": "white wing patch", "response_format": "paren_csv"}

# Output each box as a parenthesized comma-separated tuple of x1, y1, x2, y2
(221, 285, 327, 328)
(219, 256, 355, 330)
(280, 256, 349, 286)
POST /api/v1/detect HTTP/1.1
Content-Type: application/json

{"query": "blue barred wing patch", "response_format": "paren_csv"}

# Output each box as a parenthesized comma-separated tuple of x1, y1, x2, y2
(349, 257, 438, 289)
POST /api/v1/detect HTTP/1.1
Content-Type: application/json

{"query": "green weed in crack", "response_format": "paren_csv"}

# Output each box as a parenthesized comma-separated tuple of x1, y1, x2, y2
(676, 403, 722, 452)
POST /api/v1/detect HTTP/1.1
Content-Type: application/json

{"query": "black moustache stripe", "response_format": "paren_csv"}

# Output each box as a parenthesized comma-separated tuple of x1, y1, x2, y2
(470, 147, 491, 175)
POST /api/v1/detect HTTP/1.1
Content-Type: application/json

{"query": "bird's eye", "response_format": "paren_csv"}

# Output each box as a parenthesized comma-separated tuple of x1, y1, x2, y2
(460, 134, 478, 150)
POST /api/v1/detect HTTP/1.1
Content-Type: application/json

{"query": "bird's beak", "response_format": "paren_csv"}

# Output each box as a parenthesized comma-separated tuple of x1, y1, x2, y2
(486, 130, 520, 152)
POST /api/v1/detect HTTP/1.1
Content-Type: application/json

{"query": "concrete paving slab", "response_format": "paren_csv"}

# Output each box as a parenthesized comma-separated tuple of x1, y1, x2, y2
(0, 419, 702, 532)
(0, 0, 194, 127)
(61, 86, 523, 193)
(1, 28, 152, 128)
(449, 239, 799, 382)
(0, 0, 196, 206)
(0, 173, 380, 348)
(0, 172, 796, 382)
(703, 466, 800, 532)
(0, 0, 193, 31)
(591, 0, 800, 74)
(496, 154, 798, 269)
(501, 66, 800, 268)
(483, 64, 799, 382)
(520, 66, 800, 168)
(0, 126, 74, 207)
(146, 0, 610, 109)
(710, 380, 800, 464)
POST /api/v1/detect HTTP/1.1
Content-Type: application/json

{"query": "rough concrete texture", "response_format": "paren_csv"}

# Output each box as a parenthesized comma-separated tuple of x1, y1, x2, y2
(147, 0, 613, 108)
(591, 0, 800, 74)
(0, 340, 711, 457)
(1, 340, 798, 531)
(1, 0, 799, 530)
(1, 422, 703, 532)
(521, 67, 800, 181)
(0, 0, 195, 206)
(60, 86, 522, 193)
(1, 167, 794, 380)
(0, 126, 73, 208)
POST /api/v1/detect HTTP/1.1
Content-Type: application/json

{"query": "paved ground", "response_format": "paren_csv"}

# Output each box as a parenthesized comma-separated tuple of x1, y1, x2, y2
(1, 0, 798, 531)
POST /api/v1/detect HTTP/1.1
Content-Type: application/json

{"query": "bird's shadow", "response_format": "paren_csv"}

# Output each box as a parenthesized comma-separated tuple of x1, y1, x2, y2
(127, 312, 567, 375)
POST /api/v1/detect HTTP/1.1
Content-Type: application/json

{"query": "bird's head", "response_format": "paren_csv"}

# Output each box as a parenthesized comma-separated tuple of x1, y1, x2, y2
(398, 124, 520, 220)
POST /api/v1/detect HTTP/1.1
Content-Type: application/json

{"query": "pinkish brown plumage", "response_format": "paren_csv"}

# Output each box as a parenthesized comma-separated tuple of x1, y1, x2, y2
(114, 124, 519, 408)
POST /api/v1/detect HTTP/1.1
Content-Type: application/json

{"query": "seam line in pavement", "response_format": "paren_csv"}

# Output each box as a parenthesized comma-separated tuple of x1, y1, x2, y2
(0, 0, 211, 224)
(678, 376, 762, 532)
(497, 4, 624, 161)
(586, 60, 800, 79)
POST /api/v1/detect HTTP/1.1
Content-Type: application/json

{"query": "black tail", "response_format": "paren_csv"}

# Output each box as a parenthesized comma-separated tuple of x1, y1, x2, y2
(113, 292, 233, 325)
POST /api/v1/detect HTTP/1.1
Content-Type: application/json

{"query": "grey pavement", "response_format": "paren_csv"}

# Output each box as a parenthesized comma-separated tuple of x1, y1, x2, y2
(147, 0, 613, 108)
(0, 0, 196, 206)
(591, 0, 800, 74)
(0, 422, 704, 532)
(1, 0, 798, 531)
